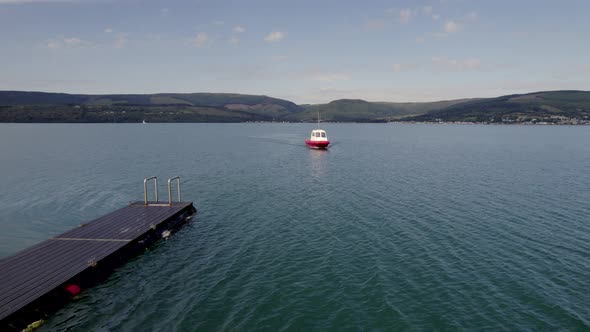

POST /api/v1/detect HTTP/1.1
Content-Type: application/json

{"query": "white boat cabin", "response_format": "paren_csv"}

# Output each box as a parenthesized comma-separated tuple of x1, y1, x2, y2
(309, 129, 328, 142)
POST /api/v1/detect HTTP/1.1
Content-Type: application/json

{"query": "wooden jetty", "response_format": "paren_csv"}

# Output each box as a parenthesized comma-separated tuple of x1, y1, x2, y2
(0, 177, 196, 331)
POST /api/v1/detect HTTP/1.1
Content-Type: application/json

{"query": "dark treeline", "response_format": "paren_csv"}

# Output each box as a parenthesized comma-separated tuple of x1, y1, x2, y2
(1, 90, 589, 123)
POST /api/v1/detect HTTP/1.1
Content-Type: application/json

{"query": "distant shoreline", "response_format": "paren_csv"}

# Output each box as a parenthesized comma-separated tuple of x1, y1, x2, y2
(1, 90, 589, 124)
(0, 121, 588, 125)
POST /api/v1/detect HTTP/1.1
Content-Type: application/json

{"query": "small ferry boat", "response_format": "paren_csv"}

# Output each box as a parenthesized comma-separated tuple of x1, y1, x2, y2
(305, 112, 330, 149)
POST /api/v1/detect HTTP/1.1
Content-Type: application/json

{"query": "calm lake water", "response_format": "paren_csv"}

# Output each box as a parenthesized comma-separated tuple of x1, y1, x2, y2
(0, 123, 589, 331)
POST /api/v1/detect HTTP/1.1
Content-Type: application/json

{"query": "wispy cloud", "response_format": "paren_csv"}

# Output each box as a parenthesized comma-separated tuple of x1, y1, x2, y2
(364, 18, 386, 31)
(310, 72, 350, 82)
(392, 63, 417, 72)
(432, 9, 480, 37)
(399, 9, 412, 24)
(197, 63, 278, 80)
(443, 20, 461, 33)
(434, 11, 477, 37)
(104, 27, 113, 33)
(431, 56, 481, 70)
(415, 36, 425, 43)
(229, 36, 239, 45)
(384, 7, 397, 14)
(45, 36, 92, 49)
(64, 37, 82, 45)
(512, 31, 529, 39)
(228, 26, 245, 45)
(192, 32, 209, 47)
(264, 31, 285, 43)
(114, 33, 128, 48)
(160, 8, 169, 16)
(420, 5, 440, 20)
(46, 39, 60, 49)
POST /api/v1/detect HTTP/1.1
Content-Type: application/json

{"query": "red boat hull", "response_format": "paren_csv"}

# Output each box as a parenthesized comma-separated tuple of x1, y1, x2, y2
(305, 139, 330, 149)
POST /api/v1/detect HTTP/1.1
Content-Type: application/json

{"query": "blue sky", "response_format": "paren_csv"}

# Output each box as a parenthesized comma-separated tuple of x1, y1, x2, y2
(1, 0, 589, 103)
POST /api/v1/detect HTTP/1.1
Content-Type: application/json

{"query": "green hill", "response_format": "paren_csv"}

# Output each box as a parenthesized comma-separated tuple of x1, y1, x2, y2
(404, 91, 590, 124)
(1, 90, 589, 123)
(287, 98, 473, 122)
(0, 91, 303, 123)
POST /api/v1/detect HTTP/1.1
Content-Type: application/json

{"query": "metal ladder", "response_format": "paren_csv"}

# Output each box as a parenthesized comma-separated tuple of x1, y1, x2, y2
(143, 176, 182, 206)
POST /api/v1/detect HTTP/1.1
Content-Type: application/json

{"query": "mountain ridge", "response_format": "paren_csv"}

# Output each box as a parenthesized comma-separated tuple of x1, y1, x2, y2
(403, 90, 590, 124)
(0, 90, 589, 123)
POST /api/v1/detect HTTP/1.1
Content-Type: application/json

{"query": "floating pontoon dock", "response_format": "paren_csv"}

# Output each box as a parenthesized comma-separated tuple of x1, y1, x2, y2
(0, 177, 196, 331)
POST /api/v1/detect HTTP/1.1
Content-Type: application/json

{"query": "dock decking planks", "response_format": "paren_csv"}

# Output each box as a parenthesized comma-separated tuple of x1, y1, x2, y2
(0, 201, 196, 329)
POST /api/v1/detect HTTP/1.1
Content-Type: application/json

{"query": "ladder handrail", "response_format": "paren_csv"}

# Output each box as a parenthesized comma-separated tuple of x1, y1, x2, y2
(143, 176, 158, 205)
(168, 176, 181, 205)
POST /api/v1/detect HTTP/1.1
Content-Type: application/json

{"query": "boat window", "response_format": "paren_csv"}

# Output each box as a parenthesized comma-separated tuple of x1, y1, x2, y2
(321, 132, 326, 137)
(315, 132, 321, 137)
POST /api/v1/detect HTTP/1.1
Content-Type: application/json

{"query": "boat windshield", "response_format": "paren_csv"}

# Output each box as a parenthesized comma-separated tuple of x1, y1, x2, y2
(321, 132, 326, 137)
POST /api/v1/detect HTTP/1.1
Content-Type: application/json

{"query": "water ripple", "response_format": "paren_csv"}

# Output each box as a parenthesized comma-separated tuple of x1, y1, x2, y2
(0, 124, 588, 331)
